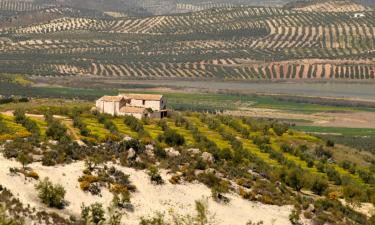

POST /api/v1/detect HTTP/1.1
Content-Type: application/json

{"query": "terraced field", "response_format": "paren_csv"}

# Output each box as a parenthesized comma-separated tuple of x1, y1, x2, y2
(2, 109, 375, 201)
(0, 0, 374, 80)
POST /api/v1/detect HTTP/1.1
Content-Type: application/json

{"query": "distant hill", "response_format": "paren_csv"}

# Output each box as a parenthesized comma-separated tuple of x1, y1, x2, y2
(284, 0, 373, 12)
(0, 0, 374, 80)
(2, 0, 294, 15)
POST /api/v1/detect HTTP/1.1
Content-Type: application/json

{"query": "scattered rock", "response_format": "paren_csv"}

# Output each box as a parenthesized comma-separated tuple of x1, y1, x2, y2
(165, 147, 180, 157)
(75, 140, 87, 147)
(194, 170, 204, 176)
(48, 140, 58, 145)
(187, 148, 200, 155)
(135, 157, 143, 163)
(146, 144, 154, 151)
(127, 148, 136, 160)
(145, 144, 155, 158)
(123, 136, 132, 141)
(306, 204, 315, 213)
(201, 152, 214, 163)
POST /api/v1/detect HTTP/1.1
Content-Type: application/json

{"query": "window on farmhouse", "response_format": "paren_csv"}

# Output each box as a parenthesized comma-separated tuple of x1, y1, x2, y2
(142, 100, 146, 105)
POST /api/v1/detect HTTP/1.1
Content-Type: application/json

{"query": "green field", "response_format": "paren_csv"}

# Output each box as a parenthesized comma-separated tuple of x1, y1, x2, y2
(294, 126, 375, 137)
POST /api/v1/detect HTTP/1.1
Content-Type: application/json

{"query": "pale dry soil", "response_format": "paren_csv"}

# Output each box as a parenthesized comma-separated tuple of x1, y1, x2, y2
(0, 156, 293, 225)
(225, 109, 375, 129)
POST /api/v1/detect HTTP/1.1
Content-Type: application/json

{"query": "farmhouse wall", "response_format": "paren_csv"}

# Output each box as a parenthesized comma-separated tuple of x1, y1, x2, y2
(129, 98, 166, 111)
(96, 100, 121, 116)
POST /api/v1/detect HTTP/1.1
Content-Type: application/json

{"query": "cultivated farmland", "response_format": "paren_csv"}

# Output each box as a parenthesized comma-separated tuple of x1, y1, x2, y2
(0, 0, 374, 80)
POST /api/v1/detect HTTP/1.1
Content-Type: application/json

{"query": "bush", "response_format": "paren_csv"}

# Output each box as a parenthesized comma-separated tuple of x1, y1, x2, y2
(314, 146, 332, 159)
(112, 191, 132, 210)
(78, 175, 100, 191)
(272, 123, 289, 136)
(343, 184, 364, 203)
(26, 171, 39, 180)
(42, 151, 58, 166)
(163, 129, 185, 146)
(3, 139, 33, 159)
(124, 115, 144, 133)
(139, 199, 215, 225)
(46, 120, 70, 143)
(17, 151, 33, 169)
(119, 139, 145, 153)
(326, 167, 342, 185)
(148, 166, 164, 185)
(81, 203, 105, 225)
(0, 205, 23, 225)
(311, 177, 328, 195)
(326, 140, 335, 147)
(35, 178, 66, 209)
(154, 144, 167, 159)
(285, 168, 305, 191)
(14, 109, 40, 139)
(358, 169, 375, 184)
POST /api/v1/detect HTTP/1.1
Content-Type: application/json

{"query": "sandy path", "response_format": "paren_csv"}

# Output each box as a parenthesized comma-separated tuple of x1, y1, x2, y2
(0, 156, 293, 225)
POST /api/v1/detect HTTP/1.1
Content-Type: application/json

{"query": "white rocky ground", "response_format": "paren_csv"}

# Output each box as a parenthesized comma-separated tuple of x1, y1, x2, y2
(0, 155, 293, 225)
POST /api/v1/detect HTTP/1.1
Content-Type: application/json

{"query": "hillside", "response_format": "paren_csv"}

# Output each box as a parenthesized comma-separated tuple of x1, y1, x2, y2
(0, 99, 375, 224)
(0, 0, 374, 80)
(44, 0, 292, 15)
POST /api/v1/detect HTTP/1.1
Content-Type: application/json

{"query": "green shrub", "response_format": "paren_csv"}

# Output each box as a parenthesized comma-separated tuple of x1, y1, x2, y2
(17, 151, 32, 169)
(35, 178, 66, 209)
(124, 115, 144, 133)
(162, 129, 185, 146)
(81, 203, 105, 225)
(272, 123, 289, 136)
(311, 177, 328, 196)
(285, 168, 305, 191)
(326, 140, 335, 147)
(139, 199, 216, 225)
(14, 109, 40, 139)
(46, 120, 70, 143)
(148, 166, 164, 185)
(119, 139, 145, 153)
(0, 205, 23, 225)
(326, 167, 342, 185)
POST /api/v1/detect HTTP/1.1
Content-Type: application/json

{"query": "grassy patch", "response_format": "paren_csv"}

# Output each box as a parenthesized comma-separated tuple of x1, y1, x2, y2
(29, 117, 48, 138)
(143, 122, 163, 140)
(187, 116, 231, 150)
(293, 126, 375, 137)
(166, 119, 195, 146)
(81, 114, 111, 142)
(112, 118, 138, 138)
(0, 115, 30, 140)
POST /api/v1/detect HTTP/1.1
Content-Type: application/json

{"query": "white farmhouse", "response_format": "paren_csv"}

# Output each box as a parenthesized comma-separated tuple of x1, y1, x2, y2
(353, 13, 365, 18)
(95, 93, 167, 119)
